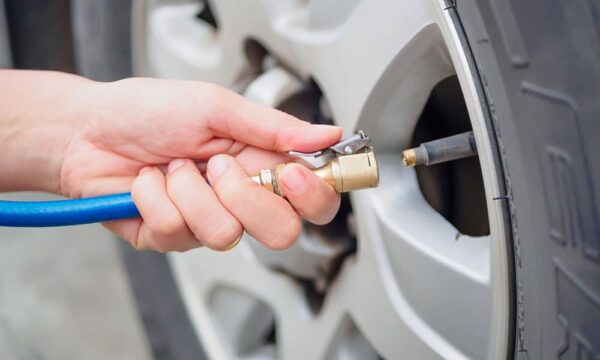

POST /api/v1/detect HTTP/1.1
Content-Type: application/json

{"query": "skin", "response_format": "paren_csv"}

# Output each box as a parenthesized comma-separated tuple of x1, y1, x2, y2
(0, 70, 342, 252)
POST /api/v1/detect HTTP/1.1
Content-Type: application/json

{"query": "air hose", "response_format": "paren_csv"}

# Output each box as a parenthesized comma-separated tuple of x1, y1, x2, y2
(0, 193, 139, 227)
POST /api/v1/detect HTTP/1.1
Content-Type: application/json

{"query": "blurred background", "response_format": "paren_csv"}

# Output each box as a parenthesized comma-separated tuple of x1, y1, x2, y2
(0, 1, 154, 358)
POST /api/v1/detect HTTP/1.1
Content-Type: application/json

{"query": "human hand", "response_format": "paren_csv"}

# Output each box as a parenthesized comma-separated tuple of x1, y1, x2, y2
(60, 77, 342, 251)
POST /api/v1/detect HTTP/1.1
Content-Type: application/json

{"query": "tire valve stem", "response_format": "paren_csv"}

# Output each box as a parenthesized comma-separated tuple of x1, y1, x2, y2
(402, 131, 478, 167)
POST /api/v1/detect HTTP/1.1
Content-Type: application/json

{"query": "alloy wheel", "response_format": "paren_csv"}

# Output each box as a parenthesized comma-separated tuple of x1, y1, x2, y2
(132, 1, 512, 358)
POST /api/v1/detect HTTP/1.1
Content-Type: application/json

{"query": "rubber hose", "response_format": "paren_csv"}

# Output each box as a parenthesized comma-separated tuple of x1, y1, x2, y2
(0, 192, 139, 227)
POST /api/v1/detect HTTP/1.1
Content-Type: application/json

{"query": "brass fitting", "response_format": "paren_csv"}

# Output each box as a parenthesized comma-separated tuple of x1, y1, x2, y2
(251, 147, 379, 197)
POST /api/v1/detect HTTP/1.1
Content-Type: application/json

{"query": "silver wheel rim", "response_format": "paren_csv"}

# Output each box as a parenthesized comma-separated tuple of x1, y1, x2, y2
(132, 1, 511, 358)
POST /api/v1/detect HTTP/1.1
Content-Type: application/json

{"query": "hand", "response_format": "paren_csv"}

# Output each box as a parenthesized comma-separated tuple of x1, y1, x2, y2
(59, 77, 342, 252)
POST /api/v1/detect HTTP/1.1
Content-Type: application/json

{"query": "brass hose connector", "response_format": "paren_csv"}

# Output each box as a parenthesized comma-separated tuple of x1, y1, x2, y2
(251, 147, 379, 197)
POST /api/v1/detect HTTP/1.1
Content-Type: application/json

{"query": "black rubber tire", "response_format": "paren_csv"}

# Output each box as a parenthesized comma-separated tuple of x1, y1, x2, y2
(119, 242, 207, 360)
(450, 0, 600, 358)
(70, 0, 132, 81)
(4, 0, 76, 72)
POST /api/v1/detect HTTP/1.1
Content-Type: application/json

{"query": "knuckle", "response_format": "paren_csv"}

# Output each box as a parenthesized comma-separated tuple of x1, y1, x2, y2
(148, 212, 183, 239)
(168, 165, 195, 186)
(208, 84, 235, 111)
(130, 176, 146, 198)
(135, 166, 159, 183)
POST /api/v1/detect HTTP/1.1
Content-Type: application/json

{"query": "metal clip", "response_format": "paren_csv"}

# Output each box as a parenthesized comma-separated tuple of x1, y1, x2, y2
(288, 130, 371, 169)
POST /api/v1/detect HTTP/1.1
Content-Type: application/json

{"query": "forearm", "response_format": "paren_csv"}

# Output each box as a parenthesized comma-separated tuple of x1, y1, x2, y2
(0, 70, 91, 194)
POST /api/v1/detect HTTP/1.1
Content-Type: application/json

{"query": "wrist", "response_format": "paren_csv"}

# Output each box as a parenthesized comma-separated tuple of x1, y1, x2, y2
(0, 70, 94, 194)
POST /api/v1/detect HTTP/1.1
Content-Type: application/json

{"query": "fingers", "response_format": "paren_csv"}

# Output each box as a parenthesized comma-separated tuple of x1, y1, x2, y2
(207, 154, 301, 250)
(165, 159, 243, 250)
(130, 166, 200, 252)
(203, 84, 342, 152)
(279, 163, 340, 225)
(119, 155, 340, 253)
(127, 160, 244, 252)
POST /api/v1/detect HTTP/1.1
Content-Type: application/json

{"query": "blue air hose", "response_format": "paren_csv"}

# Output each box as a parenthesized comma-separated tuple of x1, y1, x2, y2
(0, 193, 139, 227)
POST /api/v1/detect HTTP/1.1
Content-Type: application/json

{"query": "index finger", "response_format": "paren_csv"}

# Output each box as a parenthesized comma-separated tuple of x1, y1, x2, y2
(202, 86, 342, 152)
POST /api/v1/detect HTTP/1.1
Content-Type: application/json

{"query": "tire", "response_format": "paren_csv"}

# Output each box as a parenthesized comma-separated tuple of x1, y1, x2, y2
(70, 0, 600, 358)
(118, 241, 207, 360)
(4, 0, 75, 72)
(71, 0, 132, 81)
(451, 1, 600, 358)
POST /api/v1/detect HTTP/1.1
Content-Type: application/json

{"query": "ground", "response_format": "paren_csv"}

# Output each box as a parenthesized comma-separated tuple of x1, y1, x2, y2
(0, 192, 152, 359)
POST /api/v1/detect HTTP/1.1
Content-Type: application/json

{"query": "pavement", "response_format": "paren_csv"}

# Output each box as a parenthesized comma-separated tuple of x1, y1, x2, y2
(0, 192, 152, 360)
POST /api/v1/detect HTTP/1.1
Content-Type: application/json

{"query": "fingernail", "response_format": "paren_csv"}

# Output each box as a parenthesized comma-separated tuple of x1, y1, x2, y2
(139, 166, 153, 174)
(207, 156, 229, 182)
(281, 165, 308, 195)
(167, 159, 186, 175)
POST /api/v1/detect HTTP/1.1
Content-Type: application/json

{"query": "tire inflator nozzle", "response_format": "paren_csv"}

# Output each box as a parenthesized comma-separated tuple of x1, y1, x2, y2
(402, 131, 477, 167)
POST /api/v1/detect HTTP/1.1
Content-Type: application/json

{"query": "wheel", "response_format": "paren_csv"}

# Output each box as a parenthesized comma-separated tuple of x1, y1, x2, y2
(128, 1, 512, 358)
(70, 0, 599, 358)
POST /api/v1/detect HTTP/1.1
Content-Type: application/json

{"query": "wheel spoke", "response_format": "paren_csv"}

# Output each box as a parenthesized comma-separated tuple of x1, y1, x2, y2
(266, 0, 453, 135)
(342, 154, 494, 358)
(169, 238, 302, 359)
(135, 0, 246, 84)
(339, 248, 464, 359)
(171, 238, 350, 360)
